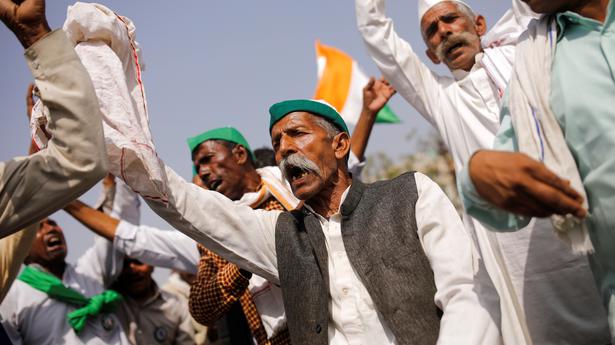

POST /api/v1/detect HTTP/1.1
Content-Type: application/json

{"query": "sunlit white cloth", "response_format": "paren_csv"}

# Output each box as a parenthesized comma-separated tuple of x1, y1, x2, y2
(55, 2, 168, 202)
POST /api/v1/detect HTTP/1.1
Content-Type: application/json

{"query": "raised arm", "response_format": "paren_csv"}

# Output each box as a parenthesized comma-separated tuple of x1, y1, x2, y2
(65, 200, 119, 241)
(64, 199, 200, 273)
(350, 77, 396, 161)
(0, 0, 107, 235)
(355, 0, 450, 128)
(143, 165, 281, 284)
(414, 172, 502, 344)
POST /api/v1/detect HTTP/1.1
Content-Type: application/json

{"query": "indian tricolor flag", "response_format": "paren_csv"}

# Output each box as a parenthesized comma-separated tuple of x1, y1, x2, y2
(314, 41, 400, 126)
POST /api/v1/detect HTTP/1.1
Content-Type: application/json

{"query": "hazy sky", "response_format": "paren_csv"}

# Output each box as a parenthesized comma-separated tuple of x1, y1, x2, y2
(0, 1, 512, 280)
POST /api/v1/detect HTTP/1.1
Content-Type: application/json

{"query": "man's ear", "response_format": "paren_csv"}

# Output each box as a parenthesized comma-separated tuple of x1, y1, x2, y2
(332, 132, 351, 161)
(232, 145, 249, 166)
(426, 49, 441, 64)
(474, 14, 487, 36)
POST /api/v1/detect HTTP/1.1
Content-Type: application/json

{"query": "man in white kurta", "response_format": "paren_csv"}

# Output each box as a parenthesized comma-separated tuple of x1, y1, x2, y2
(0, 220, 130, 345)
(116, 99, 501, 344)
(355, 0, 610, 343)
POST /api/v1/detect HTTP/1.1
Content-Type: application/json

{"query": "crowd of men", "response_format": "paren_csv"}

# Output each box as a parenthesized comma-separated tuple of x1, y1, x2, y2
(0, 0, 613, 344)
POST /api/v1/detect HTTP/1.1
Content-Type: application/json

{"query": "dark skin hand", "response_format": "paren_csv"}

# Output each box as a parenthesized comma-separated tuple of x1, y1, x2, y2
(350, 77, 396, 161)
(469, 150, 587, 219)
(0, 0, 51, 49)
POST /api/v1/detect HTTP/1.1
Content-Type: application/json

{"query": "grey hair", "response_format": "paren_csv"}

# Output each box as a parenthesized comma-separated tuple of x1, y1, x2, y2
(313, 116, 341, 139)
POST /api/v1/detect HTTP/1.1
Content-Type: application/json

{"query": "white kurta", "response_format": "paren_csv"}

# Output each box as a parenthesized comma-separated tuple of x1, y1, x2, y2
(137, 162, 494, 344)
(0, 239, 130, 345)
(355, 0, 608, 344)
(111, 176, 289, 339)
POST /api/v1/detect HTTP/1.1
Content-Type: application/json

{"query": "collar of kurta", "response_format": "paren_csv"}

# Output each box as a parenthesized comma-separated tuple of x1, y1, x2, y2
(302, 182, 360, 220)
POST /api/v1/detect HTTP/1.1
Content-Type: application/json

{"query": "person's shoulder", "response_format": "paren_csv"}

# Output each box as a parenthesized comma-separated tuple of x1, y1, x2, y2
(366, 171, 418, 189)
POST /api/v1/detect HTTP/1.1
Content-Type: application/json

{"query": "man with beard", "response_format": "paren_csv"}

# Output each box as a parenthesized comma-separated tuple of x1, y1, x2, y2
(110, 257, 195, 345)
(0, 0, 107, 236)
(0, 218, 130, 345)
(355, 0, 610, 343)
(119, 98, 496, 344)
(459, 0, 615, 341)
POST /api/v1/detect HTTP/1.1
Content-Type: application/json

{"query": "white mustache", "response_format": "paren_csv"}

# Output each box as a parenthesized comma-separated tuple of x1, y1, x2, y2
(434, 32, 478, 62)
(279, 153, 321, 181)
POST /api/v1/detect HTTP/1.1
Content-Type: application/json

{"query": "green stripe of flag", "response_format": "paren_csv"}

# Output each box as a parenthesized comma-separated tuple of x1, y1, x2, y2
(375, 104, 401, 124)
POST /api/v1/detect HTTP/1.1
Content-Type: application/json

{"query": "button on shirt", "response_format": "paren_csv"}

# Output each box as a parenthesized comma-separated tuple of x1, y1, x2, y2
(305, 188, 396, 345)
(460, 2, 615, 340)
(144, 165, 493, 344)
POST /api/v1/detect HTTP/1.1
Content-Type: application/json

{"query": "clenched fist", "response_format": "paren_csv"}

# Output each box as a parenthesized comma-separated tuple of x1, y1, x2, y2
(0, 0, 51, 48)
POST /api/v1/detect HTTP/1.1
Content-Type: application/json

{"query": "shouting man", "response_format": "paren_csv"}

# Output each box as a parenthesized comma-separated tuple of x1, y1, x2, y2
(355, 0, 610, 343)
(460, 0, 615, 341)
(120, 99, 497, 345)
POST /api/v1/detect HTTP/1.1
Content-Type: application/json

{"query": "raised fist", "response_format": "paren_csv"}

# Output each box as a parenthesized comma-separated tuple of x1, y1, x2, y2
(0, 0, 51, 48)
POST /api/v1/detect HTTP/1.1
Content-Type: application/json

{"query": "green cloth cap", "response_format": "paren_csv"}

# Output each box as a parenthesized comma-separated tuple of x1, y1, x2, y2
(187, 127, 255, 161)
(269, 99, 349, 134)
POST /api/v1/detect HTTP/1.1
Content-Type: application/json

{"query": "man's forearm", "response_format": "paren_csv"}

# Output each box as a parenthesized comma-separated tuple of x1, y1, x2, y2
(350, 109, 377, 161)
(0, 30, 107, 236)
(144, 165, 281, 284)
(355, 0, 445, 126)
(64, 200, 119, 241)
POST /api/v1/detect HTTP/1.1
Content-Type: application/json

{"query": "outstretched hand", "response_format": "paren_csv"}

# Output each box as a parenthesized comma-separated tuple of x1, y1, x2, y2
(0, 0, 50, 48)
(469, 150, 587, 219)
(362, 77, 396, 116)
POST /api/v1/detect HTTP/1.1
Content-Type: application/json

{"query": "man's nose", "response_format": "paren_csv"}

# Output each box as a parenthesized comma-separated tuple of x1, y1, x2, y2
(438, 23, 453, 40)
(276, 136, 297, 161)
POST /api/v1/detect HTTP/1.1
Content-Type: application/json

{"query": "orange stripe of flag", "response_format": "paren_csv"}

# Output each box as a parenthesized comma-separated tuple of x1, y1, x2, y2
(313, 41, 353, 113)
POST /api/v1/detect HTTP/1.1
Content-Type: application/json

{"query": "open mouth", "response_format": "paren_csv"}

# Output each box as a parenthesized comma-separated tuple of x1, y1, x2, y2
(286, 165, 311, 183)
(446, 42, 465, 58)
(208, 179, 223, 192)
(45, 233, 64, 252)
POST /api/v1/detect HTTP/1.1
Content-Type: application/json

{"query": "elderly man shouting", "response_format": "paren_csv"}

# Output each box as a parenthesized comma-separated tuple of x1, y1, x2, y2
(119, 99, 497, 344)
(355, 0, 610, 343)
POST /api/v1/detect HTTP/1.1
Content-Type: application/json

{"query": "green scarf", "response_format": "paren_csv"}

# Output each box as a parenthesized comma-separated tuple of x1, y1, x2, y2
(18, 265, 122, 333)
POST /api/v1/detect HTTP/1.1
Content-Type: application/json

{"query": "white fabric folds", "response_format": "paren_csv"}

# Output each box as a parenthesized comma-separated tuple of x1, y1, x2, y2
(507, 17, 594, 254)
(61, 2, 168, 202)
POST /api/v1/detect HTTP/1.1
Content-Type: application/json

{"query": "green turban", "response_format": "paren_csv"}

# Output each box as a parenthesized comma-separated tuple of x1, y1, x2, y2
(186, 127, 255, 161)
(269, 99, 349, 134)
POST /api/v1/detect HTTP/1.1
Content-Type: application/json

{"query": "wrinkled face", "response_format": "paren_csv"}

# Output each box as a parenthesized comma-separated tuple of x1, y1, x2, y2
(115, 258, 154, 297)
(421, 2, 484, 71)
(193, 140, 248, 201)
(27, 218, 67, 266)
(271, 112, 347, 200)
(521, 0, 581, 14)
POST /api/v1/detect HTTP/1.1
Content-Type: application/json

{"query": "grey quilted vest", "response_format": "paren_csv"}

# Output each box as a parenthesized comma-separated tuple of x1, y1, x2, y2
(275, 172, 440, 345)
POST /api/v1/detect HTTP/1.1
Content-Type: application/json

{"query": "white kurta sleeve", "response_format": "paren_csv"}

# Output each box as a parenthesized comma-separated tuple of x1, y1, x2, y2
(144, 165, 281, 284)
(355, 0, 453, 129)
(114, 222, 200, 274)
(414, 172, 502, 345)
(75, 235, 124, 287)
